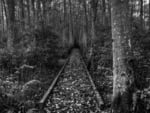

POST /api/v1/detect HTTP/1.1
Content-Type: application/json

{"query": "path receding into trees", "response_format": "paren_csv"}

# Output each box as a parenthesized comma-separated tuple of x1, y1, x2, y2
(36, 49, 104, 113)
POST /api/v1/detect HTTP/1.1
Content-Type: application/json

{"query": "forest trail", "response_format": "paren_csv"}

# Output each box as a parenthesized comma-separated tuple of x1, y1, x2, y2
(38, 49, 104, 113)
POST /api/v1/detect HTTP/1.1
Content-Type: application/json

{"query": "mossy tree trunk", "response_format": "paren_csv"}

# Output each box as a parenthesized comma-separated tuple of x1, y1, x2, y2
(111, 0, 134, 113)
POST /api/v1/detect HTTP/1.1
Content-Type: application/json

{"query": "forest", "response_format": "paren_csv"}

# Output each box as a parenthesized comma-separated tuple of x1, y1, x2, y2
(0, 0, 150, 113)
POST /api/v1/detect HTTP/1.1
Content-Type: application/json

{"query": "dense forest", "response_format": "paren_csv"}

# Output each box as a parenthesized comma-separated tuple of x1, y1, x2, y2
(0, 0, 150, 113)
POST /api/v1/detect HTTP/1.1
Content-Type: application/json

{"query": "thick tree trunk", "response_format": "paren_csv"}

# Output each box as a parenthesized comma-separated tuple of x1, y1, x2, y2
(111, 0, 134, 113)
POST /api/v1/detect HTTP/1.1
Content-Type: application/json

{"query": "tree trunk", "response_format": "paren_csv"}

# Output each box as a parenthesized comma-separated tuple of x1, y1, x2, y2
(130, 0, 134, 31)
(64, 0, 67, 28)
(2, 0, 8, 29)
(31, 0, 35, 26)
(20, 0, 25, 29)
(6, 0, 15, 52)
(111, 0, 134, 113)
(108, 0, 111, 26)
(42, 0, 46, 24)
(140, 0, 143, 28)
(0, 0, 2, 42)
(91, 0, 98, 24)
(102, 0, 106, 25)
(1, 0, 4, 32)
(69, 0, 73, 34)
(83, 0, 88, 33)
(27, 0, 31, 26)
(149, 0, 150, 30)
(69, 0, 73, 46)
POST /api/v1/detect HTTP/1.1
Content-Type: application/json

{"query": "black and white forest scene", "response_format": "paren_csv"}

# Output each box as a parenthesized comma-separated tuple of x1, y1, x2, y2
(0, 0, 150, 113)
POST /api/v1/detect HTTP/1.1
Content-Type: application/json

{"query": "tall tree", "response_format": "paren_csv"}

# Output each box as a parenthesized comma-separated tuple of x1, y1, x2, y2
(83, 0, 88, 32)
(111, 0, 134, 113)
(0, 0, 2, 31)
(0, 0, 2, 42)
(20, 0, 25, 29)
(90, 0, 98, 24)
(102, 0, 106, 25)
(6, 0, 15, 52)
(27, 0, 31, 26)
(149, 0, 150, 29)
(140, 0, 143, 28)
(69, 0, 73, 47)
(108, 0, 111, 26)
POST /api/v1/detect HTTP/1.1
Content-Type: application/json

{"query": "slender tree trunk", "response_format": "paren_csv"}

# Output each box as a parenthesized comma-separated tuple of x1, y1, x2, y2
(20, 0, 25, 29)
(0, 0, 1, 21)
(111, 0, 134, 113)
(0, 0, 2, 42)
(42, 0, 46, 24)
(2, 0, 8, 29)
(83, 0, 88, 33)
(31, 0, 35, 26)
(62, 0, 67, 47)
(140, 0, 143, 28)
(6, 0, 15, 52)
(149, 0, 150, 30)
(69, 0, 73, 46)
(1, 0, 4, 32)
(130, 0, 134, 31)
(27, 0, 31, 26)
(64, 0, 67, 28)
(102, 0, 106, 25)
(108, 0, 111, 26)
(69, 0, 73, 35)
(88, 0, 98, 72)
(91, 0, 98, 24)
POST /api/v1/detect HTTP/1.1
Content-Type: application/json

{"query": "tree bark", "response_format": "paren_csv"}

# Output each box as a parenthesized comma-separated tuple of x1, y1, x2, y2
(149, 0, 150, 30)
(20, 0, 25, 29)
(102, 0, 106, 25)
(69, 0, 73, 46)
(6, 0, 15, 52)
(83, 0, 88, 33)
(108, 0, 111, 26)
(0, 0, 2, 42)
(64, 0, 67, 28)
(27, 0, 31, 26)
(130, 0, 134, 31)
(111, 0, 134, 113)
(140, 0, 143, 28)
(91, 0, 98, 24)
